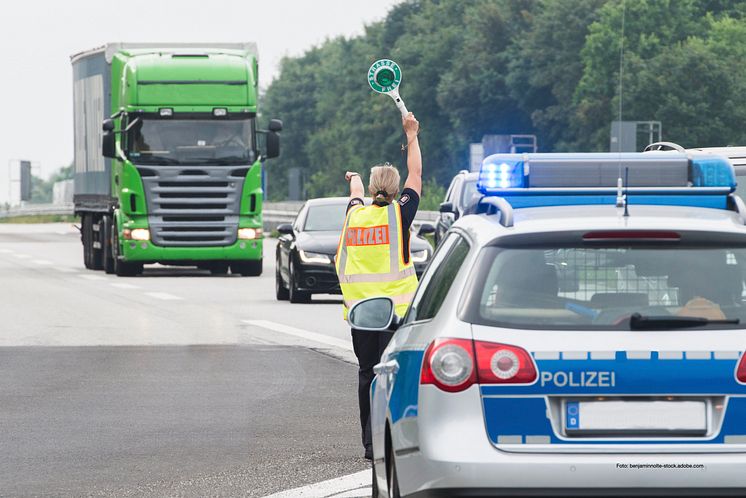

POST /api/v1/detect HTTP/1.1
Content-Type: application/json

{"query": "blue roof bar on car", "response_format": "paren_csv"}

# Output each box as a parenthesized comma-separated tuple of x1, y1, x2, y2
(475, 152, 738, 221)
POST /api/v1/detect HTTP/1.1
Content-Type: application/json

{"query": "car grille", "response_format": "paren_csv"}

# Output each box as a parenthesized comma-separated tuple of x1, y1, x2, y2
(139, 166, 247, 247)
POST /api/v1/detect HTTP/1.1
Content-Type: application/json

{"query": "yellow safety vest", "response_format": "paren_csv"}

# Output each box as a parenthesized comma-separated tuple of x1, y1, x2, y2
(335, 202, 419, 319)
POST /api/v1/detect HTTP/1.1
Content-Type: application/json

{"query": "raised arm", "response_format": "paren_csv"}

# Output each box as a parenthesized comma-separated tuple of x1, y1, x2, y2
(402, 113, 421, 196)
(345, 171, 365, 199)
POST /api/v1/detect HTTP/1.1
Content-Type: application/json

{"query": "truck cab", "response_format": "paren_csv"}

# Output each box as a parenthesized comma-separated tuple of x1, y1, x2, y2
(72, 43, 280, 276)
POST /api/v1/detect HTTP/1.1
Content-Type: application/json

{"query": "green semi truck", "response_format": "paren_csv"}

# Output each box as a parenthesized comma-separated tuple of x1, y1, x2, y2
(71, 43, 281, 276)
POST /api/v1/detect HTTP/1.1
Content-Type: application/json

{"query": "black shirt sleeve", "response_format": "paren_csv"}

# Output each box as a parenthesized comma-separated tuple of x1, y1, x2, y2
(346, 197, 364, 214)
(398, 188, 420, 231)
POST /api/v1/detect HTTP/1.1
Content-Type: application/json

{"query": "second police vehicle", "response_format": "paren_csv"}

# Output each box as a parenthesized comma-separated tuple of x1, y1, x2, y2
(348, 151, 746, 497)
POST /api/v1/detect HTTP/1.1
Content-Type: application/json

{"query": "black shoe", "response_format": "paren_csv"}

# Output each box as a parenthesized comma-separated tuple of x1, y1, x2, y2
(364, 446, 373, 460)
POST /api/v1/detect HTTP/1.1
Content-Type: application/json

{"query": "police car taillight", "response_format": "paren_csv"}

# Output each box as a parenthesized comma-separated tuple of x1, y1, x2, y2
(474, 341, 536, 384)
(421, 338, 476, 392)
(736, 353, 746, 383)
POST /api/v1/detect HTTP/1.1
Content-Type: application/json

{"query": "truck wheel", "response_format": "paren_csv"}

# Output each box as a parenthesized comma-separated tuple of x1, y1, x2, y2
(231, 259, 262, 277)
(275, 259, 289, 300)
(209, 262, 229, 275)
(90, 215, 104, 271)
(112, 229, 142, 277)
(82, 214, 93, 269)
(102, 216, 115, 274)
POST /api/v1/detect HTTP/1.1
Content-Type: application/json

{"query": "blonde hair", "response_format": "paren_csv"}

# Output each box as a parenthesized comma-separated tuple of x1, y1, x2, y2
(368, 163, 400, 205)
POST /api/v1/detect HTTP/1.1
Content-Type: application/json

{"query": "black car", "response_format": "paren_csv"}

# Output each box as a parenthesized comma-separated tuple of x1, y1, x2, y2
(435, 170, 479, 245)
(275, 197, 435, 303)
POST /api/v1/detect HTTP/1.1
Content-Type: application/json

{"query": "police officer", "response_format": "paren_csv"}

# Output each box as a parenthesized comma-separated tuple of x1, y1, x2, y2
(336, 112, 421, 460)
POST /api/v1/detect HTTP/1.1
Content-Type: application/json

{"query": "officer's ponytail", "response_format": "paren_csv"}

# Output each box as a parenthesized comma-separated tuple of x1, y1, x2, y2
(369, 163, 400, 206)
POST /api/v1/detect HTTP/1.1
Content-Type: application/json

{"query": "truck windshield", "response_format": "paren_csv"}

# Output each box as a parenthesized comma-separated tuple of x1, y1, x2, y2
(125, 116, 255, 165)
(463, 245, 746, 330)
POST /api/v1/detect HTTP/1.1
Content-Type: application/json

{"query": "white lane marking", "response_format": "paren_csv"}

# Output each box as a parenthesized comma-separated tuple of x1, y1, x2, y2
(110, 282, 140, 290)
(145, 292, 183, 301)
(0, 248, 14, 254)
(80, 274, 106, 281)
(262, 470, 370, 498)
(13, 254, 31, 259)
(33, 259, 52, 265)
(55, 267, 79, 273)
(243, 319, 352, 352)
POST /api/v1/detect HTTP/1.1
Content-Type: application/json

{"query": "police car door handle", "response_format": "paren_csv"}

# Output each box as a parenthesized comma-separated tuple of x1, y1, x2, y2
(374, 360, 399, 375)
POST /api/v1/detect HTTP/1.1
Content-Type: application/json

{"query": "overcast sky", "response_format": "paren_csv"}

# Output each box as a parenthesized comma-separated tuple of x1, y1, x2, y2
(0, 0, 401, 201)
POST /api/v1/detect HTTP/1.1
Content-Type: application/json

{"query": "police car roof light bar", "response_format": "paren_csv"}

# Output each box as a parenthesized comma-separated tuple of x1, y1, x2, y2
(476, 152, 737, 212)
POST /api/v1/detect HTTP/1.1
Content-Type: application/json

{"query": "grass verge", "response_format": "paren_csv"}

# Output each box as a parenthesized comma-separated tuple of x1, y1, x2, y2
(0, 214, 79, 224)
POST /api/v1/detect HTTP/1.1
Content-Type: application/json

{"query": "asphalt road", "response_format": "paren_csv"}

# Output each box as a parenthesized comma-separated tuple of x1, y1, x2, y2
(0, 223, 367, 497)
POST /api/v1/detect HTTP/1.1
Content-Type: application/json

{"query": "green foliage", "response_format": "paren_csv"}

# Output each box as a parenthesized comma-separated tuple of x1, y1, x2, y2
(263, 0, 746, 202)
(419, 178, 446, 212)
(29, 164, 74, 204)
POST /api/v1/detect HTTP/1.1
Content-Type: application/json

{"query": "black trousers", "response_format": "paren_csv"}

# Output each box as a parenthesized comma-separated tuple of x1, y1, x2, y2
(351, 328, 394, 451)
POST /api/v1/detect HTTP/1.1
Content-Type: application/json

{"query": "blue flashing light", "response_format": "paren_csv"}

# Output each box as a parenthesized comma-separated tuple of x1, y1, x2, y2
(478, 157, 525, 193)
(690, 156, 736, 189)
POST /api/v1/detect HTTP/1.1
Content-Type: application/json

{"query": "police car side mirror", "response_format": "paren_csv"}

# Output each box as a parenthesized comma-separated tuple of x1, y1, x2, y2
(418, 223, 435, 236)
(347, 297, 399, 331)
(439, 202, 455, 214)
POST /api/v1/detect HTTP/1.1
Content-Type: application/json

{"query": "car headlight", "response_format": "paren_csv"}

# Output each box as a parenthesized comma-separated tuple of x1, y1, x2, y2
(238, 228, 263, 240)
(299, 250, 332, 264)
(123, 228, 150, 241)
(411, 250, 429, 263)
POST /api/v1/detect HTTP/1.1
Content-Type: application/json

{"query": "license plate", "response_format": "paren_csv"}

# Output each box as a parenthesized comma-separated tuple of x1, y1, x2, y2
(565, 400, 707, 435)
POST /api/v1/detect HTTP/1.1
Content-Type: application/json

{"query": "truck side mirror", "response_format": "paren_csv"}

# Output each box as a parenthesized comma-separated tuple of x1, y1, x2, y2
(266, 131, 280, 159)
(102, 119, 115, 132)
(268, 119, 283, 132)
(102, 119, 116, 159)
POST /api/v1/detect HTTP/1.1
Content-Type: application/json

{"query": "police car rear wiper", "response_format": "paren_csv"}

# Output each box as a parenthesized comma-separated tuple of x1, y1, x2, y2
(629, 312, 739, 330)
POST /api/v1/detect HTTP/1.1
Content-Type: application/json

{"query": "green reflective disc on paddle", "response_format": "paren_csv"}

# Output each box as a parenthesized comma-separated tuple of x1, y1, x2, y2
(368, 59, 402, 94)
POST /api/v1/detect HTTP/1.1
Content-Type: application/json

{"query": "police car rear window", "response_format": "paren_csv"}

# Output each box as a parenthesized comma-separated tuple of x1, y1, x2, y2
(463, 245, 746, 330)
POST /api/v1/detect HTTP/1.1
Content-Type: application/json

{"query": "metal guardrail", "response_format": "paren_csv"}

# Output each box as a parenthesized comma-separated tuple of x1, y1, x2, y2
(0, 202, 439, 228)
(0, 203, 75, 218)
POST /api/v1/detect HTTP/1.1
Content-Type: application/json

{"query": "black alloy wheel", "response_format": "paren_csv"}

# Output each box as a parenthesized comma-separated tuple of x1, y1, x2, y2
(288, 259, 311, 304)
(275, 257, 289, 300)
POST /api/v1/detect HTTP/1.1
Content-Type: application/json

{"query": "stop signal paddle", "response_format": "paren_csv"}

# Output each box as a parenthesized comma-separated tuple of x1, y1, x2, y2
(368, 59, 409, 117)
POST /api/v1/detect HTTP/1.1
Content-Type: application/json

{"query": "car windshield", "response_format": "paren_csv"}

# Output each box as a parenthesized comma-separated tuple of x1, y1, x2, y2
(464, 245, 746, 330)
(125, 116, 255, 165)
(304, 204, 347, 232)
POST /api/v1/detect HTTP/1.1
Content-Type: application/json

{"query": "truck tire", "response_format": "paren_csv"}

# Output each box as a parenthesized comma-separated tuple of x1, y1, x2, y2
(82, 214, 93, 269)
(102, 215, 115, 274)
(112, 229, 142, 277)
(231, 259, 262, 277)
(209, 262, 229, 275)
(90, 214, 104, 271)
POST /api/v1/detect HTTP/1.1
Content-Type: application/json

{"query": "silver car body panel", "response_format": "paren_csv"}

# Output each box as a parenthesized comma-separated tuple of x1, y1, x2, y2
(371, 201, 746, 497)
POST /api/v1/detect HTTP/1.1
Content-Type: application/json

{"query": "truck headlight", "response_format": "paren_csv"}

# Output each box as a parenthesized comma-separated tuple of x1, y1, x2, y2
(299, 250, 332, 264)
(238, 228, 263, 240)
(411, 250, 429, 263)
(123, 228, 150, 241)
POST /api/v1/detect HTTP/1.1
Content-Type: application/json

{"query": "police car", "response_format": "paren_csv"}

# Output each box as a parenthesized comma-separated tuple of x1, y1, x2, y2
(347, 151, 746, 497)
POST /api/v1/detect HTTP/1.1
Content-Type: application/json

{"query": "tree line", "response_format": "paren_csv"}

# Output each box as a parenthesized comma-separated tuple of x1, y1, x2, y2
(262, 0, 746, 201)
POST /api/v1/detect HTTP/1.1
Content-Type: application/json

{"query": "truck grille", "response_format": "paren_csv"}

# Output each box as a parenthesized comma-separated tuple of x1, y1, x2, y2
(139, 166, 247, 247)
